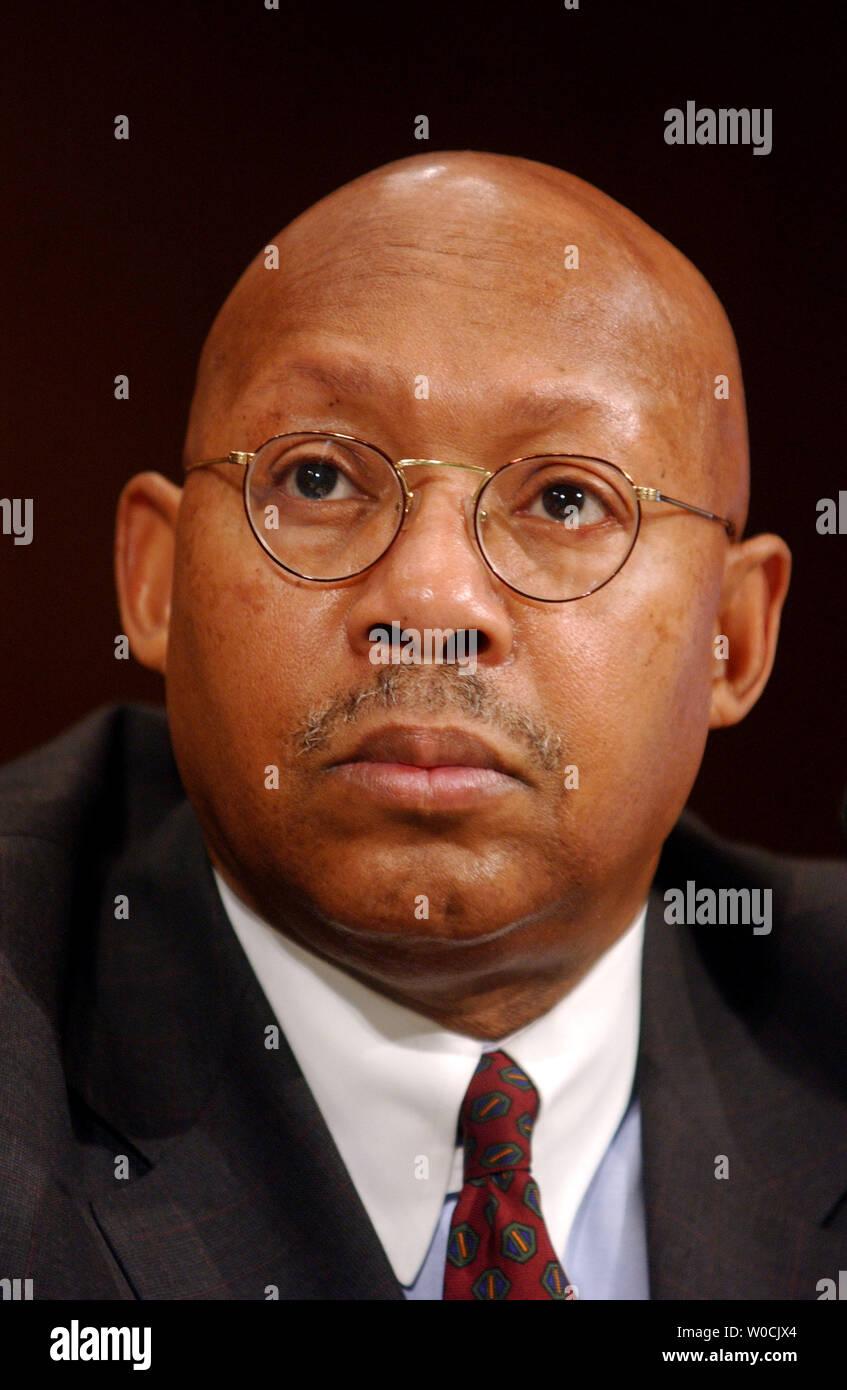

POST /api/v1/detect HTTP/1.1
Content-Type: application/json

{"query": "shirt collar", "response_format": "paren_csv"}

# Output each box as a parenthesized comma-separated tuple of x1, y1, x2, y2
(214, 869, 644, 1286)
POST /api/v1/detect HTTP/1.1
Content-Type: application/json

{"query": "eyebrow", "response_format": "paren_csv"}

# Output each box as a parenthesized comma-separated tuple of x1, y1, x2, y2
(278, 357, 621, 430)
(284, 357, 389, 398)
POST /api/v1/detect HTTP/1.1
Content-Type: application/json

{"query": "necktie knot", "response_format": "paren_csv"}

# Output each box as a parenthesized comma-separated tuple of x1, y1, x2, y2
(460, 1049, 539, 1183)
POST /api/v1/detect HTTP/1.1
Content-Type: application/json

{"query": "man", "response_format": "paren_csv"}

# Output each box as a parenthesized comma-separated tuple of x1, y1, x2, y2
(1, 151, 845, 1301)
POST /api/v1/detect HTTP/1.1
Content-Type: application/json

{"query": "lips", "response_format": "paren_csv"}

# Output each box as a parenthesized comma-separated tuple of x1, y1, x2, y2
(335, 725, 523, 778)
(321, 723, 530, 813)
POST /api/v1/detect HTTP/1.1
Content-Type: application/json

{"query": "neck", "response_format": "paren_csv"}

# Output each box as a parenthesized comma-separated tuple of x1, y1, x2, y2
(212, 853, 655, 1040)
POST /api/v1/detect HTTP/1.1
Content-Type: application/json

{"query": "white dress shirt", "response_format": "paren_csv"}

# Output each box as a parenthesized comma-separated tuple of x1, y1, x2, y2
(214, 869, 648, 1296)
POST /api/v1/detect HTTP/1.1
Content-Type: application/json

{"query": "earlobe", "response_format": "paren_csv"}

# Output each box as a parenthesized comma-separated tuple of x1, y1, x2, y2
(709, 533, 792, 729)
(114, 472, 183, 675)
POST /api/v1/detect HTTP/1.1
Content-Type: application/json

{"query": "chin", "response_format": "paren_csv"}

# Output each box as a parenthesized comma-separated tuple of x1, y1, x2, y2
(276, 861, 572, 949)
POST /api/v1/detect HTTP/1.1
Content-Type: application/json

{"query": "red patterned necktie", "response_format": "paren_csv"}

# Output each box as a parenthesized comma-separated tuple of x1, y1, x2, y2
(443, 1049, 576, 1300)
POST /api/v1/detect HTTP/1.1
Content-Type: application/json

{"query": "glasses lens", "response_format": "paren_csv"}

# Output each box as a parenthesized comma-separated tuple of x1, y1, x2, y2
(476, 457, 638, 600)
(245, 434, 405, 579)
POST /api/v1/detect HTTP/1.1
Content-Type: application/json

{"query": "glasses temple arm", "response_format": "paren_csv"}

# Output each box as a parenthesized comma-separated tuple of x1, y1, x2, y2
(185, 452, 254, 473)
(635, 487, 736, 539)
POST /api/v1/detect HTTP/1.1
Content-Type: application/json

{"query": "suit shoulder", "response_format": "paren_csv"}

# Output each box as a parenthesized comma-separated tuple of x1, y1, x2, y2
(0, 703, 180, 848)
(660, 809, 847, 921)
(657, 810, 847, 1065)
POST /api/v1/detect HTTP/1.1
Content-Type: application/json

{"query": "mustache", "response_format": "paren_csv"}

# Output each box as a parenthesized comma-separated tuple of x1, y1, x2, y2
(292, 665, 565, 775)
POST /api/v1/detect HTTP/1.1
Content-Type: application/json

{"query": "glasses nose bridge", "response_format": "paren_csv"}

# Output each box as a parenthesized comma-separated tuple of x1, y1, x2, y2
(394, 458, 492, 554)
(395, 457, 492, 506)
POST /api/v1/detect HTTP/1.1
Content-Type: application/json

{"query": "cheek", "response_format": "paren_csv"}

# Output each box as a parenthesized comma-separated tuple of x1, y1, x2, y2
(519, 553, 720, 820)
(164, 507, 344, 807)
(623, 583, 720, 814)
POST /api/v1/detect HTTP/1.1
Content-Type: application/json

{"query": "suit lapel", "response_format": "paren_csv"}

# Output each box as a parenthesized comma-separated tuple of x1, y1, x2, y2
(73, 799, 403, 1300)
(639, 881, 847, 1299)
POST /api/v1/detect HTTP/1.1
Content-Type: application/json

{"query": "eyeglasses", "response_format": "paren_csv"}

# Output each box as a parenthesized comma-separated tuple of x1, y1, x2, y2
(185, 431, 736, 603)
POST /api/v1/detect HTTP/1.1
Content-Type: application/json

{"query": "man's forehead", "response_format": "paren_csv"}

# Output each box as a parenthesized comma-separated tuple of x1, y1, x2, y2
(235, 347, 648, 454)
(200, 246, 703, 446)
(225, 182, 693, 347)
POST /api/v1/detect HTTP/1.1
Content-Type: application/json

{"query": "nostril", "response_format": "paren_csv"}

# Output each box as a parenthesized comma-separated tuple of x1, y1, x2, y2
(366, 624, 489, 665)
(459, 629, 489, 657)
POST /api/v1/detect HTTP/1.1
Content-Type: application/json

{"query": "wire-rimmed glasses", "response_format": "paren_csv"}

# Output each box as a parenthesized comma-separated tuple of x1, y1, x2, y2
(185, 430, 735, 602)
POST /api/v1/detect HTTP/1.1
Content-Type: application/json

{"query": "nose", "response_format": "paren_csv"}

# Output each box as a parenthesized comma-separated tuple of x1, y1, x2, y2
(345, 462, 516, 668)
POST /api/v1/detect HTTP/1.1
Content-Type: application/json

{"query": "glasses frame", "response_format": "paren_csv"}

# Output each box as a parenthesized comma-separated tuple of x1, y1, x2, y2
(185, 430, 736, 602)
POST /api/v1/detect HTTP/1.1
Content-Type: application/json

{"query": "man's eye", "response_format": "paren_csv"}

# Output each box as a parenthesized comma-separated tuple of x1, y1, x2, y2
(278, 459, 358, 500)
(527, 481, 609, 526)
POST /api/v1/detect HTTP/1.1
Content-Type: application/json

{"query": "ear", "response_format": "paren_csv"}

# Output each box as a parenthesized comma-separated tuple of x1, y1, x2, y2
(114, 472, 182, 674)
(709, 532, 792, 728)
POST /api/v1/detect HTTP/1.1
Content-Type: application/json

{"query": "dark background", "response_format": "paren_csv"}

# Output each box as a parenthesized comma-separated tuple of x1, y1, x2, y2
(2, 0, 844, 854)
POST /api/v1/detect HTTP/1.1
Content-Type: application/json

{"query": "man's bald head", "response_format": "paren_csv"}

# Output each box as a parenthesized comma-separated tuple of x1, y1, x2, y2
(186, 150, 749, 531)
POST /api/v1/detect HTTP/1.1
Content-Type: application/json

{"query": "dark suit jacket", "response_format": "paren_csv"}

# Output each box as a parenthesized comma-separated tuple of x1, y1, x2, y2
(1, 703, 846, 1299)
